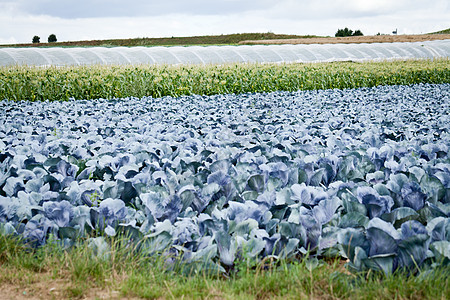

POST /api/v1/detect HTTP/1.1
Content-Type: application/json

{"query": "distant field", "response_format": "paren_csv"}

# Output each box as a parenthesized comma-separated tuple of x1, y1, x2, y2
(2, 29, 450, 48)
(0, 32, 322, 48)
(239, 33, 450, 45)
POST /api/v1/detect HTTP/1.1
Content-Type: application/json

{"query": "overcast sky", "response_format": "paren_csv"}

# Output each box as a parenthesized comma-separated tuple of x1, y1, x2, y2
(1, 0, 449, 44)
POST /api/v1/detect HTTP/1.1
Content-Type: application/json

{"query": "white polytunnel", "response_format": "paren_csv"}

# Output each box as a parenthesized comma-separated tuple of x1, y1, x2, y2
(0, 40, 449, 67)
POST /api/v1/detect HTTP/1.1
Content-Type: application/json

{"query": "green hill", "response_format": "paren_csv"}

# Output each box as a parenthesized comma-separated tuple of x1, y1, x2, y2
(430, 28, 450, 34)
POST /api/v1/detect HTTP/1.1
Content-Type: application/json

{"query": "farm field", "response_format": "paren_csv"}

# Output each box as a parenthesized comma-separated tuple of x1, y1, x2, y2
(239, 33, 450, 45)
(0, 53, 449, 298)
(1, 80, 450, 298)
(1, 30, 449, 48)
(0, 32, 319, 48)
(1, 59, 449, 101)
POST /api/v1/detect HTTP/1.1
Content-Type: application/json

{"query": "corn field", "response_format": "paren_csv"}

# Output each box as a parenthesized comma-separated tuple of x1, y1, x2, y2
(0, 59, 449, 101)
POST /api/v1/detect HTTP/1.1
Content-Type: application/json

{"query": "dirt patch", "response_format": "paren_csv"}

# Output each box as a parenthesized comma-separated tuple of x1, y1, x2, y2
(0, 282, 129, 300)
(0, 274, 129, 300)
(239, 34, 450, 45)
(0, 278, 67, 300)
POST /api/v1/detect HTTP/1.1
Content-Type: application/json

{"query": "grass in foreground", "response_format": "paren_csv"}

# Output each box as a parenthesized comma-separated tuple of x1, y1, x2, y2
(0, 234, 448, 299)
(1, 59, 449, 101)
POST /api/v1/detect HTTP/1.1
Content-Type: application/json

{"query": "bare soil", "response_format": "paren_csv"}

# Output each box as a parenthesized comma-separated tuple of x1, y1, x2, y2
(0, 281, 129, 300)
(0, 271, 130, 300)
(239, 34, 450, 45)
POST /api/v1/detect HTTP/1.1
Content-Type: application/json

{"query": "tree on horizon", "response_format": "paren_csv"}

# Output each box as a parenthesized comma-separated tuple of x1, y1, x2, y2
(48, 34, 57, 43)
(335, 28, 364, 37)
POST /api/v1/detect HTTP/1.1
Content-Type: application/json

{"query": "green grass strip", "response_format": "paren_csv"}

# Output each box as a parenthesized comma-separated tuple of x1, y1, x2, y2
(1, 233, 448, 299)
(1, 59, 449, 101)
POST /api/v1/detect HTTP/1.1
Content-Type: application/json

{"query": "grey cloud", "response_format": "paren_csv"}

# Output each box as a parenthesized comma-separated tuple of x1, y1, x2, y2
(7, 0, 449, 22)
(266, 0, 447, 21)
(14, 0, 274, 18)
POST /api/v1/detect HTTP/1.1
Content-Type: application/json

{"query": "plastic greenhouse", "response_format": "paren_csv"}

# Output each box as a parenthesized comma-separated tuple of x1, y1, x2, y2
(0, 40, 449, 66)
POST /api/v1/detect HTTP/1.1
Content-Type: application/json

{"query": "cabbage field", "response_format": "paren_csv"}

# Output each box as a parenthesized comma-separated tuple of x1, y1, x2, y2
(1, 82, 449, 276)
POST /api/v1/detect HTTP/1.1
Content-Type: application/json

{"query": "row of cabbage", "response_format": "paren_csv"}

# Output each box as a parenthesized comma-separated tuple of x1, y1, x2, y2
(1, 83, 449, 274)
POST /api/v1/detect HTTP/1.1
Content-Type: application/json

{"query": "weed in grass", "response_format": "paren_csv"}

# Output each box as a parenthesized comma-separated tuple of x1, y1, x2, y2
(65, 284, 87, 298)
(0, 233, 22, 264)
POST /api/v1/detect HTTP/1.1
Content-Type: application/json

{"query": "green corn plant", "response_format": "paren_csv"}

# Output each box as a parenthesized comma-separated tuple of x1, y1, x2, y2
(0, 59, 449, 101)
